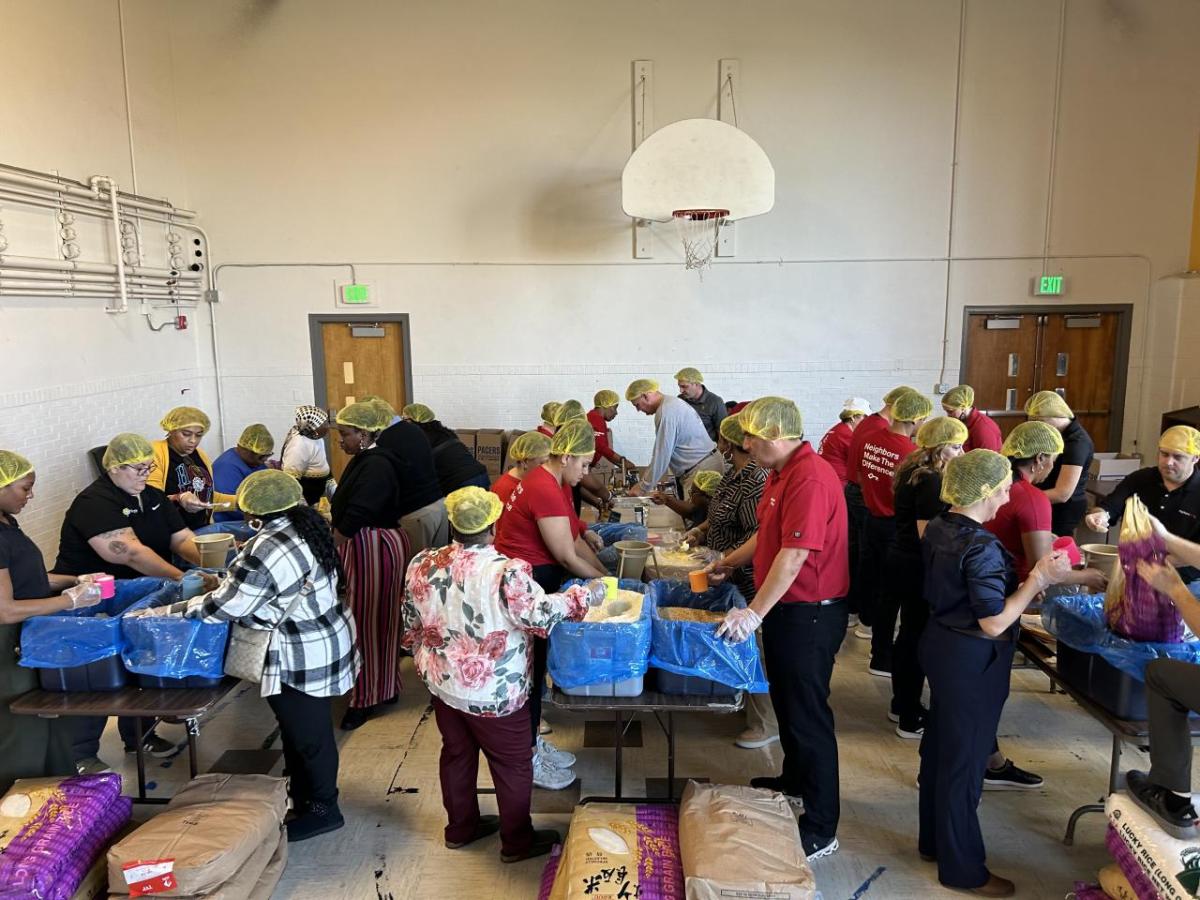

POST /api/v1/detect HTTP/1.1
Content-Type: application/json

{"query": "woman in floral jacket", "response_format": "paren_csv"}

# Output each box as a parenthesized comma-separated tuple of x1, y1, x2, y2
(402, 487, 603, 865)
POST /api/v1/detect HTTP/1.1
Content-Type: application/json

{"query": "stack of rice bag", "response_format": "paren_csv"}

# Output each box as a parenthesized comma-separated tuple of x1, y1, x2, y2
(1099, 791, 1200, 899)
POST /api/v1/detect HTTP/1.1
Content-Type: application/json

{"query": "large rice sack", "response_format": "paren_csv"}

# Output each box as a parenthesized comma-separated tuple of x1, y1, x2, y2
(1105, 496, 1184, 642)
(1107, 791, 1200, 898)
(1098, 862, 1146, 900)
(549, 803, 684, 900)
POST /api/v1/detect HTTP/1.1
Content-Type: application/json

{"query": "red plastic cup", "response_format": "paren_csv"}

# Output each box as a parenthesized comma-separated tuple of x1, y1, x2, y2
(1052, 536, 1082, 567)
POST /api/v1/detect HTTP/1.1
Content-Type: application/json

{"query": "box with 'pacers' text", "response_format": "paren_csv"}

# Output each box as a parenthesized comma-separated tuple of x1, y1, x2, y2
(475, 429, 506, 477)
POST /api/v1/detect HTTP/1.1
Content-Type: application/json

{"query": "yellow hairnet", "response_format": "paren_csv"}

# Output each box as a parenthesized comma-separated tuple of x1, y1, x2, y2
(0, 451, 34, 490)
(891, 392, 934, 423)
(102, 433, 154, 470)
(553, 400, 586, 427)
(237, 424, 274, 455)
(446, 486, 504, 535)
(740, 397, 804, 441)
(719, 413, 747, 447)
(541, 401, 562, 426)
(508, 431, 551, 462)
(336, 401, 391, 432)
(1025, 391, 1073, 420)
(402, 403, 435, 424)
(237, 469, 303, 516)
(549, 419, 595, 457)
(360, 395, 397, 418)
(941, 449, 1012, 507)
(625, 379, 660, 402)
(941, 384, 975, 412)
(883, 385, 918, 407)
(692, 470, 723, 495)
(160, 406, 210, 434)
(915, 417, 969, 449)
(1001, 421, 1064, 459)
(594, 389, 620, 409)
(674, 367, 704, 384)
(1160, 425, 1200, 457)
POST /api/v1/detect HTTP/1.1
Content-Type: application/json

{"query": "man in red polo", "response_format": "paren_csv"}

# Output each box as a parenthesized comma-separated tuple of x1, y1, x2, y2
(587, 390, 637, 471)
(941, 384, 1002, 452)
(707, 395, 848, 864)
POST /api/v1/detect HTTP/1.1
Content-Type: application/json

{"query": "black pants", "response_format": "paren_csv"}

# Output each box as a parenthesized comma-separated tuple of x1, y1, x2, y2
(299, 475, 330, 506)
(858, 514, 896, 638)
(268, 685, 339, 807)
(1051, 495, 1087, 539)
(1146, 658, 1200, 792)
(72, 716, 157, 759)
(889, 550, 928, 720)
(762, 599, 848, 839)
(918, 623, 1014, 889)
(529, 563, 566, 747)
(844, 483, 868, 616)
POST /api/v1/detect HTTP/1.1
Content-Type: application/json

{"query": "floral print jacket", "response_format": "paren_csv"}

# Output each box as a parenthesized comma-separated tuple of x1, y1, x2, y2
(401, 542, 591, 717)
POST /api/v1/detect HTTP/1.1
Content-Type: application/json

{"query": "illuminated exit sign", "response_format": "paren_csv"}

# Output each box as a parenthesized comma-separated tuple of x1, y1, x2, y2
(336, 282, 377, 307)
(1032, 275, 1066, 296)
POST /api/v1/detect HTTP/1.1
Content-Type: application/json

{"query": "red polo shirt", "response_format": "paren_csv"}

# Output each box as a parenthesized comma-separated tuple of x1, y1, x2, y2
(964, 408, 1003, 452)
(984, 477, 1051, 579)
(846, 413, 888, 486)
(494, 466, 583, 567)
(588, 408, 620, 466)
(754, 443, 849, 604)
(859, 430, 916, 517)
(818, 421, 854, 485)
(491, 471, 520, 507)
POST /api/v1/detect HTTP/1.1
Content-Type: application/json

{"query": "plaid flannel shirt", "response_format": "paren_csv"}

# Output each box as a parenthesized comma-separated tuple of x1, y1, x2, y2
(196, 517, 360, 698)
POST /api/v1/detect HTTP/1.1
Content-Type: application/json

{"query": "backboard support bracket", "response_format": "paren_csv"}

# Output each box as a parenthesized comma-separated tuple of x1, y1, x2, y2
(632, 60, 654, 259)
(716, 59, 740, 258)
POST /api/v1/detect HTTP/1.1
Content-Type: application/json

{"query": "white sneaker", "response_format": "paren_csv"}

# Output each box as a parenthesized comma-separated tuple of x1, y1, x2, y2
(854, 625, 872, 640)
(532, 754, 576, 790)
(538, 719, 553, 735)
(846, 614, 860, 629)
(536, 736, 576, 769)
(734, 728, 780, 750)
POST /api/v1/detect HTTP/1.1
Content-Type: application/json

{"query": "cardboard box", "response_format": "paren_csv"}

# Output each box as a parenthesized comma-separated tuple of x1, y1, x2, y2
(475, 429, 506, 477)
(501, 429, 526, 471)
(455, 429, 477, 454)
(1089, 453, 1142, 482)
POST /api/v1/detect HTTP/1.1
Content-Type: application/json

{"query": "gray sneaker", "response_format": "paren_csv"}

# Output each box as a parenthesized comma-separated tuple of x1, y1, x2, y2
(75, 756, 113, 776)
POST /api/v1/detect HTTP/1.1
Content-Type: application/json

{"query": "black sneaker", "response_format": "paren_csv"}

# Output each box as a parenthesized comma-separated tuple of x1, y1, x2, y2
(868, 659, 891, 678)
(286, 801, 344, 842)
(1127, 770, 1199, 839)
(501, 828, 560, 863)
(750, 776, 800, 799)
(888, 701, 901, 723)
(446, 815, 501, 849)
(983, 759, 1043, 790)
(895, 715, 925, 740)
(124, 734, 185, 759)
(801, 831, 839, 861)
(340, 706, 373, 731)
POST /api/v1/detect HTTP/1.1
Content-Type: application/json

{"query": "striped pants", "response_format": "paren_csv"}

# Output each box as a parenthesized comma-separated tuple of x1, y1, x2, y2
(339, 526, 410, 709)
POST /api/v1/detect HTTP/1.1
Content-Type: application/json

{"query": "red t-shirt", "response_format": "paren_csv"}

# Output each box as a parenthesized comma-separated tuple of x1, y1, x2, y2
(984, 477, 1052, 579)
(536, 425, 555, 438)
(965, 408, 1003, 452)
(494, 466, 582, 567)
(491, 471, 520, 507)
(858, 430, 916, 517)
(818, 421, 853, 485)
(588, 409, 619, 466)
(754, 443, 849, 604)
(846, 413, 888, 486)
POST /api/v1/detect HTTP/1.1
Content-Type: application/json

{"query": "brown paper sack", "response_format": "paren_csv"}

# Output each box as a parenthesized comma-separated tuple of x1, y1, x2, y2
(167, 774, 288, 815)
(195, 825, 285, 900)
(678, 781, 817, 900)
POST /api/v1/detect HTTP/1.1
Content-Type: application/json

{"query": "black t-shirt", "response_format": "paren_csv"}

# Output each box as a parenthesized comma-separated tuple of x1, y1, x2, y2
(1047, 418, 1094, 507)
(893, 467, 947, 559)
(421, 423, 488, 495)
(1100, 466, 1200, 582)
(165, 447, 215, 530)
(375, 421, 445, 515)
(330, 449, 404, 538)
(0, 516, 52, 600)
(52, 477, 185, 578)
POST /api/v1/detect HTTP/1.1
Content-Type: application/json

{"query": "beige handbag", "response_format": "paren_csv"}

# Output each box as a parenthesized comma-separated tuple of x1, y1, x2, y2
(224, 585, 308, 683)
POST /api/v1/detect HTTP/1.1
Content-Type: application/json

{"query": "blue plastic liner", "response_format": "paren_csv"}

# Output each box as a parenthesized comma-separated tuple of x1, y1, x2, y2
(646, 581, 769, 692)
(548, 579, 652, 689)
(19, 577, 171, 669)
(592, 524, 650, 576)
(1041, 590, 1200, 682)
(120, 581, 229, 680)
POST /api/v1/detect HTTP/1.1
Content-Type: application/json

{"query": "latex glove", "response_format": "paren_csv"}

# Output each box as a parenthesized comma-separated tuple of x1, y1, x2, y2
(199, 572, 222, 592)
(1084, 510, 1111, 533)
(627, 482, 646, 497)
(324, 479, 338, 500)
(1031, 549, 1072, 592)
(683, 528, 704, 547)
(583, 530, 604, 552)
(1146, 513, 1171, 541)
(1077, 567, 1109, 593)
(716, 606, 762, 643)
(76, 572, 108, 586)
(649, 491, 668, 506)
(1136, 560, 1186, 596)
(63, 583, 102, 609)
(583, 579, 608, 607)
(176, 491, 208, 513)
(701, 554, 729, 585)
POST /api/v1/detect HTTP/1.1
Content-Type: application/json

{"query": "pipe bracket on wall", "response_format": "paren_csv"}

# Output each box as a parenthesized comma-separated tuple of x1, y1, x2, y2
(632, 60, 654, 259)
(715, 58, 740, 258)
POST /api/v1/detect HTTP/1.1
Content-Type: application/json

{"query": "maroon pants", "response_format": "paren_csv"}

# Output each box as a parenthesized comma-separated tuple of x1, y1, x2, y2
(433, 697, 534, 856)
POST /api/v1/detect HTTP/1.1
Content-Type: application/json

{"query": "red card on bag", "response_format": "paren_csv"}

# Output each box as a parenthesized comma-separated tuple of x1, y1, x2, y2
(122, 859, 177, 896)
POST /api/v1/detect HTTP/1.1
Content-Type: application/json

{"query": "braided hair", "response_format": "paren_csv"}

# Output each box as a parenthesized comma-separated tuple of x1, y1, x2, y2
(284, 505, 343, 583)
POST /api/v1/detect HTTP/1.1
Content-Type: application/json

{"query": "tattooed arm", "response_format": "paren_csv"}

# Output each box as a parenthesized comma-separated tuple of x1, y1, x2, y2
(86, 527, 186, 579)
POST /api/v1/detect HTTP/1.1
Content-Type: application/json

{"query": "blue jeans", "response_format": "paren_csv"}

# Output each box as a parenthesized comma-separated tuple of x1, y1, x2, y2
(72, 716, 157, 758)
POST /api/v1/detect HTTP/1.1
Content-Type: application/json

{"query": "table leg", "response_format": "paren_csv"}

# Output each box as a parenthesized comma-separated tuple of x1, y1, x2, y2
(133, 716, 148, 802)
(186, 718, 200, 779)
(666, 712, 675, 801)
(1063, 733, 1123, 846)
(1107, 733, 1122, 794)
(1064, 803, 1105, 846)
(614, 711, 623, 800)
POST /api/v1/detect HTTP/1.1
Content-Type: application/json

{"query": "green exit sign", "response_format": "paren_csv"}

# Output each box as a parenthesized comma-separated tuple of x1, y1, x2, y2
(341, 283, 370, 304)
(1033, 275, 1065, 296)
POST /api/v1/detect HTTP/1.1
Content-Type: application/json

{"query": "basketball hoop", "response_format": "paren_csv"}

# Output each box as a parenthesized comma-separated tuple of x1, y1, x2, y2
(672, 208, 728, 272)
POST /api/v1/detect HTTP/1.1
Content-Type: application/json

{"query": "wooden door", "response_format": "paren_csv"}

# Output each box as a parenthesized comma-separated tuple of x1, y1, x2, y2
(319, 321, 408, 477)
(962, 309, 1125, 452)
(961, 314, 1040, 441)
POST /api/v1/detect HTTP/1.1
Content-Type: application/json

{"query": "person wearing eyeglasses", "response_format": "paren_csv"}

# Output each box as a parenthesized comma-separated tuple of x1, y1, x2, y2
(148, 406, 237, 530)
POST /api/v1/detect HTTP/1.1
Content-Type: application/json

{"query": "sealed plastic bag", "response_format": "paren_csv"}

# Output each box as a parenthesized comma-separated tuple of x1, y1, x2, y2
(121, 581, 229, 680)
(646, 581, 768, 692)
(549, 580, 652, 688)
(19, 578, 170, 669)
(1105, 495, 1184, 642)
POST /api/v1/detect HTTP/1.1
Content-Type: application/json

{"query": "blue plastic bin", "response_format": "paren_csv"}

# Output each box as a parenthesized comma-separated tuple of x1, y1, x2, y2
(120, 581, 229, 688)
(550, 579, 651, 694)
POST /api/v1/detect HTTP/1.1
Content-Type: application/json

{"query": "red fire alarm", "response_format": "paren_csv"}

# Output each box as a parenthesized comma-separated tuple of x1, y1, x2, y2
(175, 315, 188, 330)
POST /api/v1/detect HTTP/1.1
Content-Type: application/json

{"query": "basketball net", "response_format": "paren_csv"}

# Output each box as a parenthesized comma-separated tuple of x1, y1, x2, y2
(672, 208, 728, 273)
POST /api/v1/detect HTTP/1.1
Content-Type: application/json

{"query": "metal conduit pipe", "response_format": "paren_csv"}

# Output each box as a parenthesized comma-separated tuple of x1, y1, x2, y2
(0, 166, 195, 219)
(0, 277, 199, 293)
(0, 286, 201, 300)
(0, 255, 199, 280)
(88, 176, 129, 314)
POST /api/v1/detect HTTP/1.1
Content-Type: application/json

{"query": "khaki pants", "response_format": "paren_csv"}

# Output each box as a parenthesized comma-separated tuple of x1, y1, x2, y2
(401, 499, 449, 554)
(745, 630, 778, 735)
